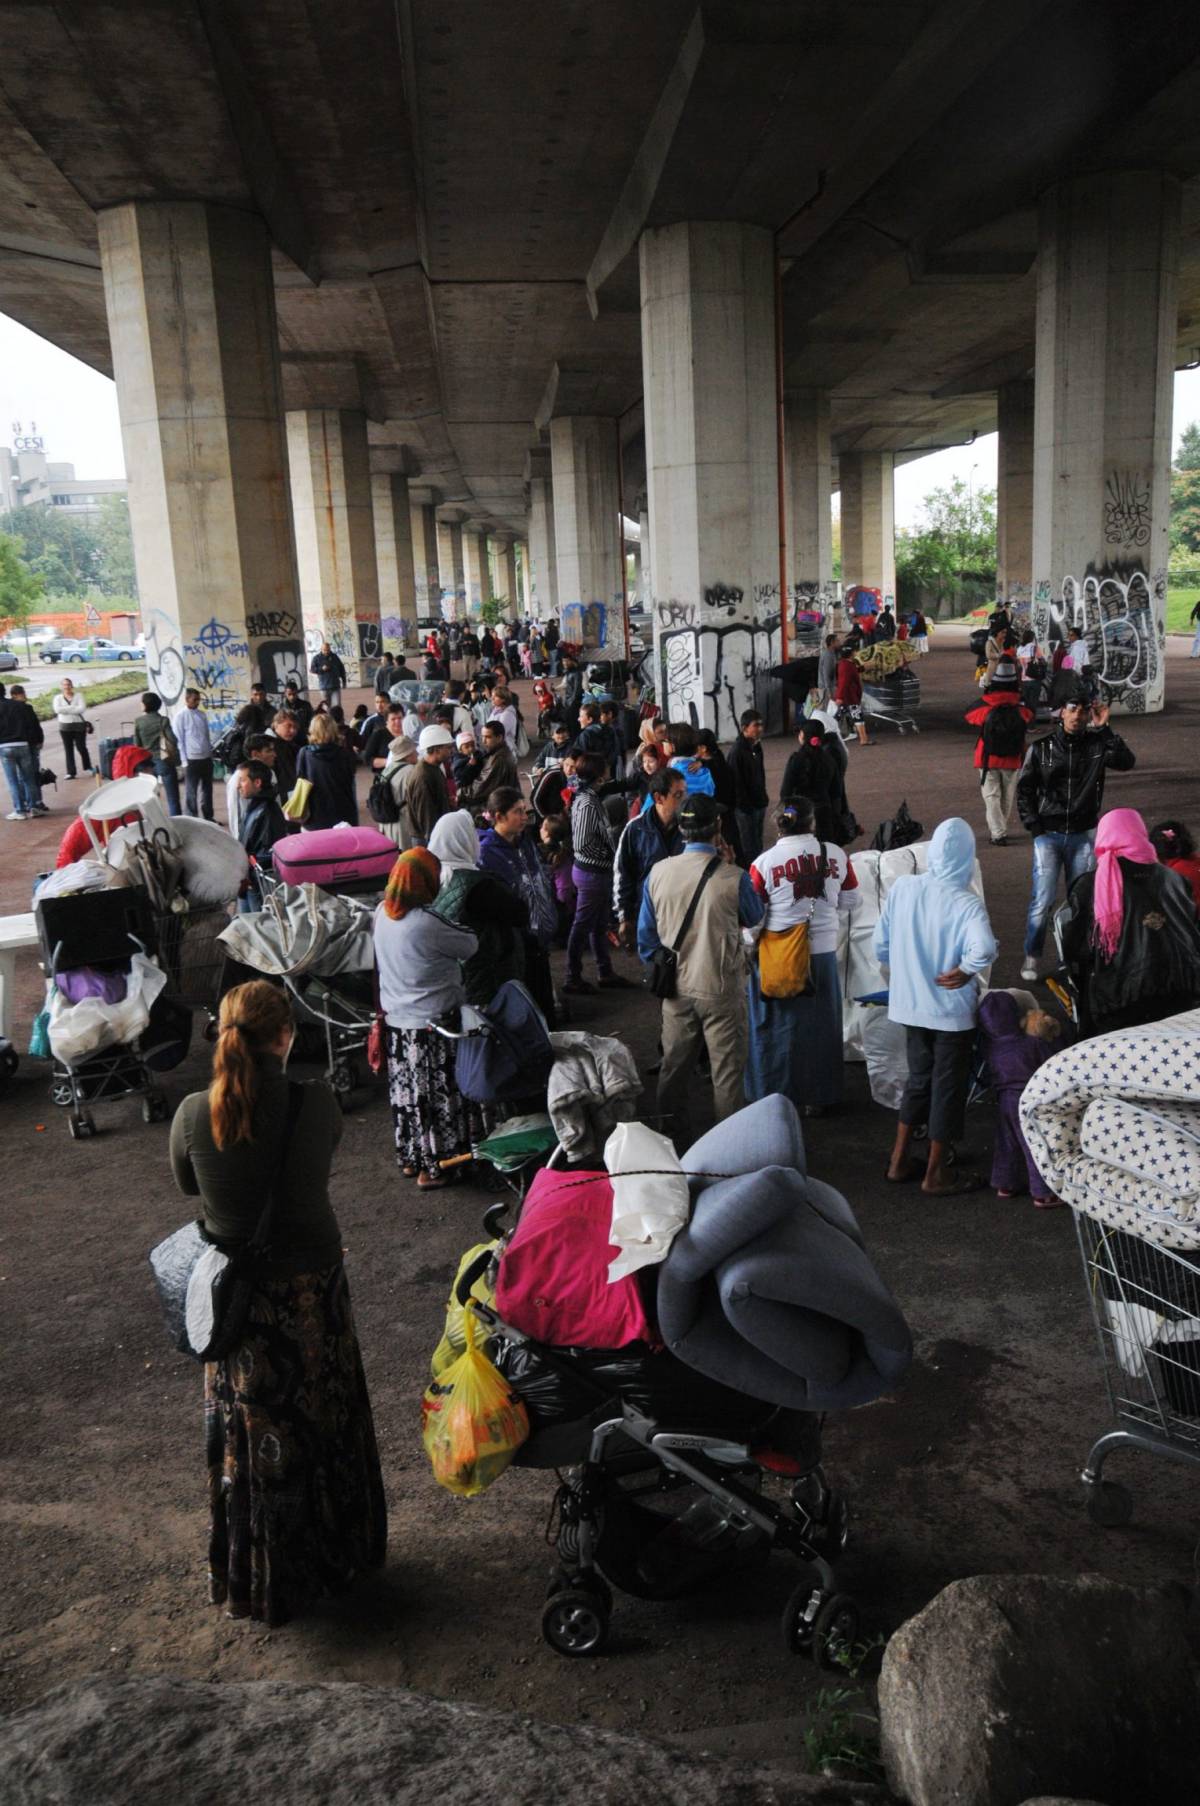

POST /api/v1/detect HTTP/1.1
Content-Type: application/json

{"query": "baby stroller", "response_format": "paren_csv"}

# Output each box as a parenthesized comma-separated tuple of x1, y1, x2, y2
(448, 1095, 911, 1663)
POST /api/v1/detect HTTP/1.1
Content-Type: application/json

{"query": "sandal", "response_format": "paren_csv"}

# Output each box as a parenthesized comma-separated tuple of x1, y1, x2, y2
(921, 1174, 986, 1197)
(884, 1163, 922, 1184)
(1033, 1194, 1065, 1210)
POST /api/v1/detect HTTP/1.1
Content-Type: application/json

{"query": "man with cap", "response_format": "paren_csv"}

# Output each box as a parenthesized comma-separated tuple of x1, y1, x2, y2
(1015, 684, 1135, 981)
(963, 655, 1034, 848)
(376, 732, 419, 850)
(638, 792, 764, 1143)
(406, 723, 455, 847)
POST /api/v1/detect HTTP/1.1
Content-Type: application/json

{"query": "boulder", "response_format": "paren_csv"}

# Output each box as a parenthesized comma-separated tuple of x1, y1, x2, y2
(0, 1675, 895, 1806)
(878, 1573, 1196, 1806)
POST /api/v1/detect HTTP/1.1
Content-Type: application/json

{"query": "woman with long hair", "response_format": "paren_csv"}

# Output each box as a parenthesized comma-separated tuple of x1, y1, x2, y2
(374, 846, 490, 1186)
(1056, 807, 1200, 1037)
(168, 979, 386, 1626)
(296, 709, 359, 828)
(745, 796, 861, 1116)
(779, 723, 839, 841)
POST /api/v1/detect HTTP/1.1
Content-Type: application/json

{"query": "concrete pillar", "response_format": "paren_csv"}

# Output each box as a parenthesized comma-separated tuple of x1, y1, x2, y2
(839, 451, 895, 601)
(436, 515, 466, 621)
(488, 536, 515, 607)
(640, 220, 777, 731)
(785, 389, 834, 606)
(97, 200, 301, 733)
(371, 471, 417, 653)
(527, 452, 559, 619)
(996, 378, 1034, 611)
(518, 543, 532, 615)
(549, 415, 626, 658)
(638, 502, 652, 608)
(286, 407, 381, 684)
(462, 526, 489, 619)
(409, 490, 441, 626)
(1032, 171, 1177, 713)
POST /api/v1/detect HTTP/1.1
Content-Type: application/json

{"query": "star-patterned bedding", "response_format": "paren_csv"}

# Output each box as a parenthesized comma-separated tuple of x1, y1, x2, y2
(1019, 1008, 1200, 1251)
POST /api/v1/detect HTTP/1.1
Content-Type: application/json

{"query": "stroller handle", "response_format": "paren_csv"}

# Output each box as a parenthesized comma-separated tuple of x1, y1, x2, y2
(455, 1246, 494, 1306)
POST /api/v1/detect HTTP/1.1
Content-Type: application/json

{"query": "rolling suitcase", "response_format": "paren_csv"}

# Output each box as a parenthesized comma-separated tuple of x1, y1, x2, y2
(98, 735, 135, 780)
(271, 825, 398, 894)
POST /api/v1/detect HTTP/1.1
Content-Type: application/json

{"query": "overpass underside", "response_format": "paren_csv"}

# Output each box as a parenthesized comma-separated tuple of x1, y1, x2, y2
(1, 0, 1197, 723)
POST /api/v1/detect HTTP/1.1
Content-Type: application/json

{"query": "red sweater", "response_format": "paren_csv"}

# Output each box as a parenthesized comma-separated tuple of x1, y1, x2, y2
(964, 690, 1034, 771)
(834, 661, 862, 706)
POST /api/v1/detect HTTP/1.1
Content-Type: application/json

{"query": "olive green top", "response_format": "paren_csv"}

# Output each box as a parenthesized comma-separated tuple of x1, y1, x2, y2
(168, 1056, 343, 1276)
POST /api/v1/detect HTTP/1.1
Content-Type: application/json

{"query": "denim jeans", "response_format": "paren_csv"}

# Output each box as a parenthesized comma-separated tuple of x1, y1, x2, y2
(0, 743, 42, 813)
(1024, 829, 1096, 958)
(1192, 623, 1200, 658)
(152, 756, 181, 816)
(735, 807, 766, 865)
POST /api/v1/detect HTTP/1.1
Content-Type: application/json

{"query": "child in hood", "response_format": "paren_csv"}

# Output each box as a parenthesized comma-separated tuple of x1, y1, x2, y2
(978, 989, 1063, 1209)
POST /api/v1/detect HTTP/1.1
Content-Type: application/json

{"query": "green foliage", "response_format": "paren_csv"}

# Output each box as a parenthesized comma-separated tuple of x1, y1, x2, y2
(894, 477, 997, 609)
(0, 497, 138, 601)
(0, 530, 45, 654)
(480, 594, 507, 627)
(1169, 468, 1200, 558)
(29, 671, 146, 721)
(1175, 421, 1200, 472)
(91, 495, 139, 598)
(801, 1685, 884, 1783)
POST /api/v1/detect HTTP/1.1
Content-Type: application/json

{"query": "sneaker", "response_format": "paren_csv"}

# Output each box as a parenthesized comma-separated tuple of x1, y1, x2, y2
(5, 810, 30, 821)
(31, 803, 49, 816)
(989, 835, 1008, 847)
(1020, 960, 1040, 983)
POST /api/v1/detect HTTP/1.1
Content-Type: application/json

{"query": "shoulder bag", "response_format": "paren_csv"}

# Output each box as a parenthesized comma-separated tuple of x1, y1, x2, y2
(148, 1082, 305, 1363)
(758, 848, 831, 1000)
(647, 855, 721, 1000)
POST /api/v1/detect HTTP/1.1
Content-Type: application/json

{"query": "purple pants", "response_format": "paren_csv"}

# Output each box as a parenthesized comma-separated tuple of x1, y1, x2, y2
(566, 863, 614, 982)
(991, 1087, 1052, 1197)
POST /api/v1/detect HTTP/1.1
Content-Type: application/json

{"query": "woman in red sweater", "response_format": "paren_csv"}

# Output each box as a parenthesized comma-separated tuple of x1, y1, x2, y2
(833, 648, 872, 747)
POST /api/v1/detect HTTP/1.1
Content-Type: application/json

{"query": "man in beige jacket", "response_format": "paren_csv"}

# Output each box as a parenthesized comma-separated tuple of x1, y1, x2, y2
(638, 792, 765, 1143)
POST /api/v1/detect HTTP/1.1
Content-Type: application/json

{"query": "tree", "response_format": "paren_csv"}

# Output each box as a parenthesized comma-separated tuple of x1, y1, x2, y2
(1170, 422, 1200, 559)
(0, 531, 46, 657)
(1176, 421, 1200, 471)
(894, 477, 996, 607)
(91, 494, 139, 598)
(0, 503, 98, 596)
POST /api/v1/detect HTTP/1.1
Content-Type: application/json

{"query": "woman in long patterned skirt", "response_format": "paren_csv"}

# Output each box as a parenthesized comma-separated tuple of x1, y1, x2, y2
(374, 846, 490, 1188)
(170, 980, 387, 1627)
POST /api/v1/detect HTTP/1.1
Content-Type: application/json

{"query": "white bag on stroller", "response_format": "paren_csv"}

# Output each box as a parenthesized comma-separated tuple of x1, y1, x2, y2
(48, 951, 167, 1064)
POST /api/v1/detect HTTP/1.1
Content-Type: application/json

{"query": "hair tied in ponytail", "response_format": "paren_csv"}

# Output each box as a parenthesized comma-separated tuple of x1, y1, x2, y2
(210, 981, 293, 1150)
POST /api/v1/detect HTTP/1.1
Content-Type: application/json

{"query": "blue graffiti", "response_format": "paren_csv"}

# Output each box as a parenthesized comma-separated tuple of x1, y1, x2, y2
(561, 600, 608, 648)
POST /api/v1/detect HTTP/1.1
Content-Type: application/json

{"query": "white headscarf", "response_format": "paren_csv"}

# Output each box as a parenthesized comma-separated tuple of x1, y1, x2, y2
(427, 808, 480, 885)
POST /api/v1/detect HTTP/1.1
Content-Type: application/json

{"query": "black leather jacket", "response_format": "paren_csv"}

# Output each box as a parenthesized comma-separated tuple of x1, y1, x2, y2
(1016, 723, 1134, 836)
(1056, 861, 1200, 1035)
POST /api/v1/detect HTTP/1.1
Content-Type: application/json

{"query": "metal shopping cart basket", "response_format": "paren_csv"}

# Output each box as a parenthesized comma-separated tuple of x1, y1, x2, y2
(1074, 1212, 1200, 1525)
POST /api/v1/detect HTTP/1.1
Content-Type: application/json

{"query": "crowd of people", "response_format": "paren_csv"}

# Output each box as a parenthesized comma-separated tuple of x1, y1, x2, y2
(18, 604, 1197, 1630)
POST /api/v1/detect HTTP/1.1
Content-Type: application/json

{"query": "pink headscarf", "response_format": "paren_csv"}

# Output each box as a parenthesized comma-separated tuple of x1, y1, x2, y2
(1092, 808, 1157, 960)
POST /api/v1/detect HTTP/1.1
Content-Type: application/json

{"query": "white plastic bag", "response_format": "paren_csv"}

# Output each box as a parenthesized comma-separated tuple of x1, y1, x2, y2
(48, 952, 168, 1064)
(604, 1120, 690, 1282)
(860, 1008, 911, 1112)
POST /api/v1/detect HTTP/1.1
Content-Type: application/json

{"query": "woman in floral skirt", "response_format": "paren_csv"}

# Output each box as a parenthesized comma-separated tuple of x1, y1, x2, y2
(374, 846, 491, 1188)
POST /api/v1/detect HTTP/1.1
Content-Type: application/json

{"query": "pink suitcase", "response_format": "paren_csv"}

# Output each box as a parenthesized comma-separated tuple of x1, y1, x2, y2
(272, 825, 398, 892)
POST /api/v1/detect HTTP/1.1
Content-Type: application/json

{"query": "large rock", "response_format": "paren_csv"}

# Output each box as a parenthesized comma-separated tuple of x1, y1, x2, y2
(878, 1573, 1196, 1806)
(0, 1675, 894, 1806)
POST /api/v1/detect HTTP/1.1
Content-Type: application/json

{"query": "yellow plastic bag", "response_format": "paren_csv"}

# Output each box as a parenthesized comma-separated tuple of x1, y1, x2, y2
(431, 1241, 498, 1379)
(422, 1307, 529, 1497)
(282, 776, 312, 822)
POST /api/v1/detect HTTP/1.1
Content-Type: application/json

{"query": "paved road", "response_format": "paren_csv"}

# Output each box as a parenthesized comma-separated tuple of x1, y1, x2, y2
(1, 653, 147, 701)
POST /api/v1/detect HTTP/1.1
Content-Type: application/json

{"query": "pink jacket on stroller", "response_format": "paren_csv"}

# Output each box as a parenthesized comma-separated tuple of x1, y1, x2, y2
(495, 1167, 654, 1350)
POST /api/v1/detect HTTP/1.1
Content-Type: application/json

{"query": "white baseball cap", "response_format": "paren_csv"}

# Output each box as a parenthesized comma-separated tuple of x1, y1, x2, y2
(418, 724, 454, 752)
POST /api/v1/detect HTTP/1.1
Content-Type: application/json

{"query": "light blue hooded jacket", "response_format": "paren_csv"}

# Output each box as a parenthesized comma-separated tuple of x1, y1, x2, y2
(873, 818, 997, 1031)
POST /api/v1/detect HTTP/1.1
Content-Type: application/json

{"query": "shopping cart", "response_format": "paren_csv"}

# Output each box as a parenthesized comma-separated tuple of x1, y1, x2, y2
(153, 898, 233, 1034)
(1074, 1213, 1200, 1525)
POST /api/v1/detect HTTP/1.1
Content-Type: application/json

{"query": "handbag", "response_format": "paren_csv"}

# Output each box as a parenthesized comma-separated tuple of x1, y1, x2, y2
(647, 856, 721, 1000)
(282, 776, 313, 823)
(758, 921, 814, 999)
(148, 1082, 304, 1362)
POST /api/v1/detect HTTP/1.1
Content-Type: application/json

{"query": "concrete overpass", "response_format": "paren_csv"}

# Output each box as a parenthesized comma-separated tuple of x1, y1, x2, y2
(0, 0, 1197, 729)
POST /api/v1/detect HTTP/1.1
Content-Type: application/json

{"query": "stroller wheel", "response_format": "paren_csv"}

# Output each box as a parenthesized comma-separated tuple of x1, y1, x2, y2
(541, 1586, 610, 1657)
(51, 1078, 74, 1108)
(68, 1112, 96, 1140)
(817, 1491, 851, 1556)
(142, 1092, 170, 1124)
(781, 1567, 825, 1655)
(330, 1059, 357, 1100)
(811, 1592, 860, 1672)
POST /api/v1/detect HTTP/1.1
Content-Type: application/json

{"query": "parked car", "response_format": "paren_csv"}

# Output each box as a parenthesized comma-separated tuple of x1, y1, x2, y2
(88, 636, 144, 662)
(0, 647, 19, 673)
(37, 638, 70, 663)
(39, 636, 143, 664)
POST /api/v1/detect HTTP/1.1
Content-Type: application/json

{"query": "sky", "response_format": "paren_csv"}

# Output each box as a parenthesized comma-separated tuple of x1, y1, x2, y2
(3, 309, 1200, 529)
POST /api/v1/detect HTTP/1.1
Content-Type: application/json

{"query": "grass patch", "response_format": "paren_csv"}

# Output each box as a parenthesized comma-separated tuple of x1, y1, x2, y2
(943, 586, 1200, 634)
(30, 672, 147, 721)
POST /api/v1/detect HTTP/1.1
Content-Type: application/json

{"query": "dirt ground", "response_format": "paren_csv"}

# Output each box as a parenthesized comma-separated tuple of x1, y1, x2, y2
(3, 637, 1200, 1755)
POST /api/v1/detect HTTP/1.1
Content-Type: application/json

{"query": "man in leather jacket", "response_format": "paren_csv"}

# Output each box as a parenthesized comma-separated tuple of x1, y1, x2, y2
(1015, 687, 1135, 979)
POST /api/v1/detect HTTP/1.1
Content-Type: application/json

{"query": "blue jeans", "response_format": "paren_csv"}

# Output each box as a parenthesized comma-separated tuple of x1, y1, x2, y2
(0, 743, 41, 813)
(152, 756, 181, 816)
(1192, 623, 1200, 658)
(1024, 829, 1096, 958)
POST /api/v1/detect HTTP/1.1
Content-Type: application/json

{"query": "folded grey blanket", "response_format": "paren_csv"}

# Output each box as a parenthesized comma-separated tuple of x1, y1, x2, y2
(657, 1095, 912, 1410)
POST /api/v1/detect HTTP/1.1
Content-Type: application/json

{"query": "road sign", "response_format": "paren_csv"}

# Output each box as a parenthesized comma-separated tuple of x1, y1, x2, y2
(84, 603, 101, 627)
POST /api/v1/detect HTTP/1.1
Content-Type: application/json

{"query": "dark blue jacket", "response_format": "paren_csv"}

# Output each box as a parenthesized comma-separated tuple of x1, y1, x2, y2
(612, 805, 684, 924)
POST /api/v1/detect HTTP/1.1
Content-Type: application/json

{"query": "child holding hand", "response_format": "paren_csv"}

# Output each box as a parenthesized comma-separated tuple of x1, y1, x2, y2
(978, 989, 1064, 1209)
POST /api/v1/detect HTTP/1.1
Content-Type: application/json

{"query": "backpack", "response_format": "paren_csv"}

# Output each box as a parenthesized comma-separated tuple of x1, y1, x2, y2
(980, 701, 1027, 770)
(212, 725, 244, 770)
(367, 766, 404, 825)
(871, 800, 923, 853)
(513, 707, 531, 759)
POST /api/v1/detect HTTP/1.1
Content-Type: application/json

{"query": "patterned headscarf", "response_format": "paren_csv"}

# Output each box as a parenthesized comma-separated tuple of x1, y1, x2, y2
(1092, 807, 1157, 961)
(381, 846, 440, 920)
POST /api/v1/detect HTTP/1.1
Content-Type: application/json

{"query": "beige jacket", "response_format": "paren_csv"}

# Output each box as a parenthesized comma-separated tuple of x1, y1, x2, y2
(646, 850, 747, 997)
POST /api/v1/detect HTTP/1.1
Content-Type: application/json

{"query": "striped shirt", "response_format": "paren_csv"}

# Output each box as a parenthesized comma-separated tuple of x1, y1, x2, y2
(570, 784, 619, 872)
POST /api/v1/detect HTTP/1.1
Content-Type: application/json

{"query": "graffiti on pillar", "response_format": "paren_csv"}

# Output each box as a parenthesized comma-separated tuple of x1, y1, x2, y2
(179, 615, 252, 738)
(561, 600, 608, 648)
(380, 613, 407, 651)
(655, 599, 698, 629)
(305, 619, 356, 665)
(1032, 567, 1163, 713)
(996, 579, 1032, 611)
(143, 611, 186, 709)
(1103, 471, 1152, 549)
(656, 590, 783, 737)
(257, 640, 306, 695)
(245, 608, 297, 641)
(703, 583, 744, 617)
(357, 620, 381, 660)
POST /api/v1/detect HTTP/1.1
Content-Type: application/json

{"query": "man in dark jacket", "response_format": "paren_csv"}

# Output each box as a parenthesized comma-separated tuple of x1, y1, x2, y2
(1016, 687, 1135, 980)
(358, 693, 395, 769)
(309, 640, 347, 709)
(281, 680, 314, 736)
(375, 652, 399, 695)
(460, 720, 519, 813)
(0, 686, 46, 818)
(236, 759, 290, 909)
(613, 766, 685, 947)
(728, 709, 768, 862)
